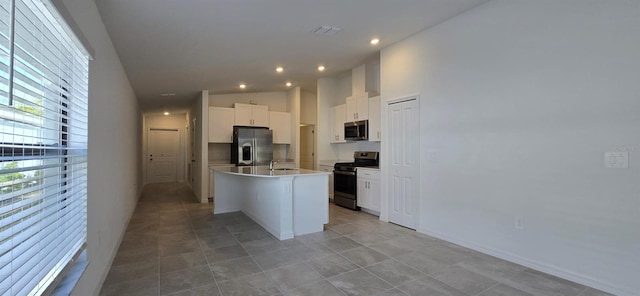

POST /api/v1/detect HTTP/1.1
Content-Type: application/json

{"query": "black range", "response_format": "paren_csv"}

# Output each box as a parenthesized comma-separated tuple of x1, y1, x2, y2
(333, 151, 379, 210)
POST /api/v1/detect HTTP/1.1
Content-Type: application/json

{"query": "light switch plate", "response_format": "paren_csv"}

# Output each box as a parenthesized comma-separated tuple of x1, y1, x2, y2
(604, 152, 629, 168)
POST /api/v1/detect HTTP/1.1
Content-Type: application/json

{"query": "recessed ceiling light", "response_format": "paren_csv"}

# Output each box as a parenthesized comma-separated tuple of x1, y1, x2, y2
(239, 83, 246, 89)
(164, 111, 170, 116)
(318, 65, 325, 71)
(286, 82, 292, 87)
(370, 38, 380, 45)
(276, 67, 284, 73)
(160, 93, 175, 97)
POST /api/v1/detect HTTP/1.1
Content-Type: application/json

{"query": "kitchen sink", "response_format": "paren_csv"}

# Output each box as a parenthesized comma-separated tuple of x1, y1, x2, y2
(273, 168, 298, 171)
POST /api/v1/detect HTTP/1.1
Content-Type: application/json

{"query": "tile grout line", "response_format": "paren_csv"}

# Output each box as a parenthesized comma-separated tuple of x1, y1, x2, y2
(333, 250, 423, 295)
(472, 282, 500, 296)
(186, 203, 225, 296)
(238, 241, 288, 296)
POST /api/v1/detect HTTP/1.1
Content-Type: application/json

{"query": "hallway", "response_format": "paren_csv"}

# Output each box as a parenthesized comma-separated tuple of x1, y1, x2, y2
(99, 183, 609, 296)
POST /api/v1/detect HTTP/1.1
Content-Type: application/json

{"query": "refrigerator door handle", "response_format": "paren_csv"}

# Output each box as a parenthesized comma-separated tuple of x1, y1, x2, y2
(253, 138, 257, 165)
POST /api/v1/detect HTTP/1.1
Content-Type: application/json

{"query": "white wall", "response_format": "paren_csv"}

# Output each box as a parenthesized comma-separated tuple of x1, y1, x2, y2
(381, 1, 640, 295)
(286, 87, 301, 164)
(192, 91, 209, 202)
(316, 78, 341, 164)
(300, 90, 317, 125)
(143, 113, 188, 183)
(60, 0, 142, 295)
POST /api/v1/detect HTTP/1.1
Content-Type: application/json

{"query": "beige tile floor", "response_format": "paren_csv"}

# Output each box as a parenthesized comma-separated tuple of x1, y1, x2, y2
(99, 183, 612, 296)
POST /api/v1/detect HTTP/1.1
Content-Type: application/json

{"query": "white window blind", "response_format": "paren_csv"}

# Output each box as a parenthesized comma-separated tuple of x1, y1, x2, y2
(0, 0, 89, 294)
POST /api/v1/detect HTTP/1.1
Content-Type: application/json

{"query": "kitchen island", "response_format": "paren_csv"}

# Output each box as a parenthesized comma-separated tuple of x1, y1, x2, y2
(213, 166, 330, 240)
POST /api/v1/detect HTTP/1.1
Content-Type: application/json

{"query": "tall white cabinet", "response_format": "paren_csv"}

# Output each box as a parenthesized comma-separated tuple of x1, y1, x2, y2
(368, 96, 381, 142)
(208, 107, 235, 143)
(330, 104, 346, 143)
(234, 103, 269, 127)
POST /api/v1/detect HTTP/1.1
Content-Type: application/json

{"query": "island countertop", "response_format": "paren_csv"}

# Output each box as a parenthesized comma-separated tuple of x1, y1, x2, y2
(213, 166, 330, 177)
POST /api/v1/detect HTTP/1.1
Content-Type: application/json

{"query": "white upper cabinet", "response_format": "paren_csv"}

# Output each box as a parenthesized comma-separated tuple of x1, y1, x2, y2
(269, 111, 291, 144)
(208, 107, 235, 143)
(330, 104, 346, 143)
(234, 103, 269, 127)
(368, 96, 381, 142)
(345, 94, 369, 121)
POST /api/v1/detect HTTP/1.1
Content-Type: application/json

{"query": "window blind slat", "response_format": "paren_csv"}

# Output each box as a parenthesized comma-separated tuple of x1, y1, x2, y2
(0, 0, 88, 294)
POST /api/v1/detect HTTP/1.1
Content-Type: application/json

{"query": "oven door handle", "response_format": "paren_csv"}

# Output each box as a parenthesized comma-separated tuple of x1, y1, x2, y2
(333, 170, 356, 176)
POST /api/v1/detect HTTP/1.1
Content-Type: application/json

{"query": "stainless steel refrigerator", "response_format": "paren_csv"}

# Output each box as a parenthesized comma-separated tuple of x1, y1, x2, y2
(231, 126, 273, 166)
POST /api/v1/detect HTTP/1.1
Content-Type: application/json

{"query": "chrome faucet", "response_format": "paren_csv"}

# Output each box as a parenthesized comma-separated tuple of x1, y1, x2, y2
(269, 160, 278, 171)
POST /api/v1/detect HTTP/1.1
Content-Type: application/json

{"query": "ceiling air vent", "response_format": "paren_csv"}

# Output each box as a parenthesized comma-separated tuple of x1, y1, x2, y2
(312, 26, 341, 36)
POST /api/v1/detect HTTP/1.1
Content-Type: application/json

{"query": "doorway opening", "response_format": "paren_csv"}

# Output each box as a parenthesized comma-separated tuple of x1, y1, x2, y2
(300, 125, 316, 170)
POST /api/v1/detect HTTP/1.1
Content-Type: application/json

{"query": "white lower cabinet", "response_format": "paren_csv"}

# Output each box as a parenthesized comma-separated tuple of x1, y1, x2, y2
(319, 165, 334, 199)
(357, 168, 380, 212)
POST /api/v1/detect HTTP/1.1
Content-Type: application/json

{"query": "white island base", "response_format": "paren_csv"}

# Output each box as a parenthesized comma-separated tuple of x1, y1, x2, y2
(213, 167, 329, 240)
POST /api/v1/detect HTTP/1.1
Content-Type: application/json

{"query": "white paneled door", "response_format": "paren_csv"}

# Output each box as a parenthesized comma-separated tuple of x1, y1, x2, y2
(148, 128, 180, 183)
(388, 98, 419, 229)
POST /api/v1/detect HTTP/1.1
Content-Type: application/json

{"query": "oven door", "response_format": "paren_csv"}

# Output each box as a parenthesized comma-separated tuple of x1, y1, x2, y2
(333, 170, 356, 199)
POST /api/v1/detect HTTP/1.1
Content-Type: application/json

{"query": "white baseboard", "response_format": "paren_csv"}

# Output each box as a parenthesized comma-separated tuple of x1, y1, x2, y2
(418, 227, 629, 296)
(213, 207, 239, 214)
(361, 208, 380, 217)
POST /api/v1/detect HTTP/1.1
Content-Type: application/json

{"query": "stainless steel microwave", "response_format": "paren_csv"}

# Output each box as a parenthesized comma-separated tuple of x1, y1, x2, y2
(344, 120, 368, 141)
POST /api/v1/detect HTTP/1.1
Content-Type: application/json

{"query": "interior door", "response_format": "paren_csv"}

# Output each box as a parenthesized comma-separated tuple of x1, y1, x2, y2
(388, 99, 419, 229)
(148, 128, 180, 183)
(300, 125, 315, 170)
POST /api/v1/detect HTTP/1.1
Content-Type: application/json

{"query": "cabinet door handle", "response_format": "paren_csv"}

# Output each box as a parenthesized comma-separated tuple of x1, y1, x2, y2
(377, 131, 380, 139)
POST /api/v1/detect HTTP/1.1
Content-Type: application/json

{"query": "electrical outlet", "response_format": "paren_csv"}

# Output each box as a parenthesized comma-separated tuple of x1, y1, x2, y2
(605, 152, 628, 168)
(426, 150, 438, 162)
(514, 216, 524, 230)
